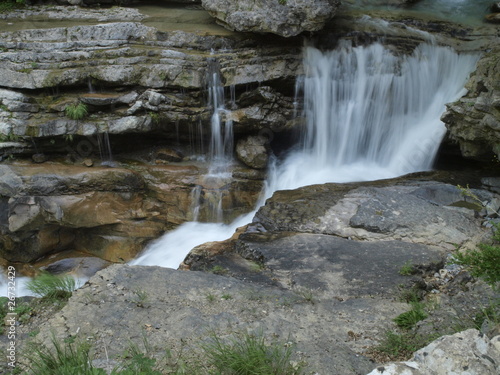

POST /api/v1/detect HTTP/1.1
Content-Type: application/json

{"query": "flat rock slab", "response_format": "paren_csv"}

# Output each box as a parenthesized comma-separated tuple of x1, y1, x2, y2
(237, 232, 444, 299)
(253, 180, 492, 250)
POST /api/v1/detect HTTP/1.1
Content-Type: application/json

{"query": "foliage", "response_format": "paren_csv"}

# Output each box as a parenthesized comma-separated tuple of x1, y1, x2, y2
(26, 272, 76, 301)
(452, 222, 500, 289)
(0, 0, 25, 13)
(394, 301, 427, 330)
(201, 331, 302, 375)
(0, 131, 20, 142)
(471, 298, 500, 330)
(65, 102, 88, 120)
(398, 261, 415, 276)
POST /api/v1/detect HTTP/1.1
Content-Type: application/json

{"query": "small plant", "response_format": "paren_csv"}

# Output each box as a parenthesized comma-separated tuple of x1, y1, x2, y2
(131, 290, 148, 307)
(201, 331, 302, 375)
(65, 102, 88, 120)
(452, 222, 500, 289)
(374, 331, 428, 361)
(394, 301, 427, 330)
(112, 342, 162, 375)
(295, 287, 315, 304)
(398, 261, 415, 276)
(149, 112, 161, 125)
(210, 265, 228, 275)
(206, 293, 216, 302)
(221, 294, 233, 300)
(26, 272, 76, 301)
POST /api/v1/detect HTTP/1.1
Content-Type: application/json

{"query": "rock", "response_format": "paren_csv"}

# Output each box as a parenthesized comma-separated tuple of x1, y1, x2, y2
(40, 256, 110, 278)
(82, 158, 94, 167)
(201, 0, 341, 37)
(236, 135, 269, 169)
(442, 48, 500, 161)
(154, 148, 184, 163)
(252, 180, 489, 250)
(31, 153, 47, 163)
(366, 329, 500, 375)
(485, 13, 500, 23)
(491, 2, 500, 12)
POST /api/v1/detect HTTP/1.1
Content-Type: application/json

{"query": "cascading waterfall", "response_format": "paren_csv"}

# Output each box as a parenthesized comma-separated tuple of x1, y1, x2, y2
(267, 41, 480, 192)
(131, 40, 479, 269)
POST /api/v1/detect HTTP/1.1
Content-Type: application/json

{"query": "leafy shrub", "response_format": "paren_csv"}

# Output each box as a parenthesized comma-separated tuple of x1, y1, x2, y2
(65, 102, 88, 120)
(26, 272, 76, 300)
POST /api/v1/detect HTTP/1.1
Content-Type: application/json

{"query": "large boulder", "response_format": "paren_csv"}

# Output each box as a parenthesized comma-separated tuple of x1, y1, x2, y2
(201, 0, 341, 37)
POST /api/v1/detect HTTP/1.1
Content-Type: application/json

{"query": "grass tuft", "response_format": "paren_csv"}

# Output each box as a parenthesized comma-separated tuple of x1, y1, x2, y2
(26, 272, 76, 301)
(202, 331, 301, 375)
(65, 102, 88, 120)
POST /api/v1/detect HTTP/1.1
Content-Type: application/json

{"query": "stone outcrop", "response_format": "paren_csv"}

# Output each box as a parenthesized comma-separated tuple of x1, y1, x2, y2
(201, 0, 341, 37)
(442, 47, 500, 161)
(367, 329, 500, 375)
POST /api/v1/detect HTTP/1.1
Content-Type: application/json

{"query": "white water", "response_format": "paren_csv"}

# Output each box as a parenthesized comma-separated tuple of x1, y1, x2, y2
(130, 41, 479, 269)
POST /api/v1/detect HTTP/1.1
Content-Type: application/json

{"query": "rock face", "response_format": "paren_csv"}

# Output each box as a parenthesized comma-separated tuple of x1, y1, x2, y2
(0, 162, 263, 262)
(442, 47, 500, 161)
(367, 329, 500, 375)
(201, 0, 341, 37)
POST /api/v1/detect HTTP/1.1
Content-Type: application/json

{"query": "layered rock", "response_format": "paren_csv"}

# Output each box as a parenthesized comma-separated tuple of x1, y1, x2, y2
(442, 47, 500, 161)
(201, 0, 341, 37)
(0, 162, 263, 262)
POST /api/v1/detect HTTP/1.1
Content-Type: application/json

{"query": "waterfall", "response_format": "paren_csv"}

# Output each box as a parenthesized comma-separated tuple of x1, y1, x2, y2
(267, 41, 480, 192)
(131, 41, 479, 269)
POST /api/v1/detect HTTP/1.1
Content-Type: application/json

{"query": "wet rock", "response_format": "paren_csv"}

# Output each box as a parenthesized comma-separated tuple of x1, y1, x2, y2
(366, 329, 500, 375)
(41, 256, 110, 278)
(31, 153, 47, 163)
(442, 47, 500, 161)
(202, 0, 341, 37)
(235, 135, 269, 169)
(154, 148, 183, 163)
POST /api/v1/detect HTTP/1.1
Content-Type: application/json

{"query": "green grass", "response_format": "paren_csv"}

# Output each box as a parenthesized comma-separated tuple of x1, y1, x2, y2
(394, 301, 427, 330)
(27, 336, 105, 375)
(398, 261, 415, 276)
(65, 102, 88, 120)
(202, 331, 301, 375)
(373, 330, 438, 361)
(26, 272, 76, 301)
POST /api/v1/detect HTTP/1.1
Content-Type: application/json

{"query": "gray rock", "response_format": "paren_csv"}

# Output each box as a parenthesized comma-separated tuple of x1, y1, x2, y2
(253, 181, 488, 251)
(366, 329, 500, 375)
(236, 135, 269, 169)
(201, 0, 341, 37)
